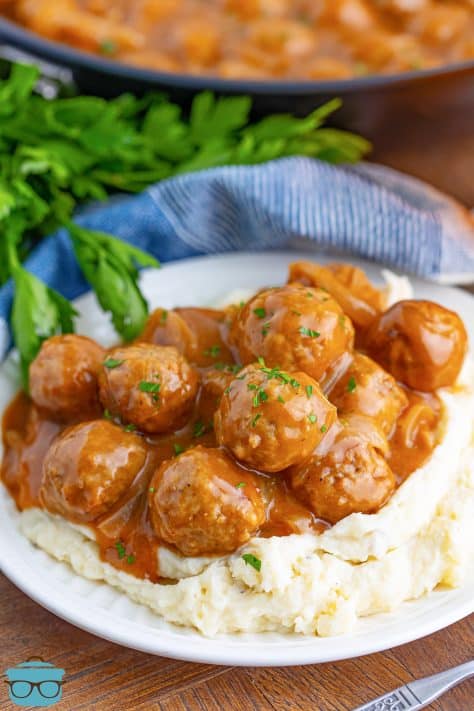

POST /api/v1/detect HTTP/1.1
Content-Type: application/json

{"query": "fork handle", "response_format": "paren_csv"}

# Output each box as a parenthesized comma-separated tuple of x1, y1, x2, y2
(409, 659, 474, 707)
(352, 659, 474, 711)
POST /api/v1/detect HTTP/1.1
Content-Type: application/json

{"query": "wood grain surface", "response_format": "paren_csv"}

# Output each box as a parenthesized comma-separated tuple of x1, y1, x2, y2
(0, 574, 472, 710)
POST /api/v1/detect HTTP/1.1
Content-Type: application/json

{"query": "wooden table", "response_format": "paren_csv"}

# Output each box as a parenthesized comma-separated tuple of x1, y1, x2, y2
(0, 573, 472, 710)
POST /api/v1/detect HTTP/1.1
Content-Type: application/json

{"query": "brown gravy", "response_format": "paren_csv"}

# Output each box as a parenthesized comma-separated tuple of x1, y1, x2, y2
(1, 306, 442, 582)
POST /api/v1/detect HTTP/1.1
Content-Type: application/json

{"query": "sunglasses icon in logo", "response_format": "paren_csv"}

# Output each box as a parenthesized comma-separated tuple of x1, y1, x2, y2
(4, 657, 65, 707)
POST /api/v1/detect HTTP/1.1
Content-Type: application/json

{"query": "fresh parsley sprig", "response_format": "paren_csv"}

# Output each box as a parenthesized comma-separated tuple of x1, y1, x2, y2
(0, 61, 370, 384)
(68, 223, 159, 341)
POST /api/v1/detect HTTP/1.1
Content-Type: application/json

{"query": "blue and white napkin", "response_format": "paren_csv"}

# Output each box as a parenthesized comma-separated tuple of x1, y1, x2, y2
(1, 157, 473, 358)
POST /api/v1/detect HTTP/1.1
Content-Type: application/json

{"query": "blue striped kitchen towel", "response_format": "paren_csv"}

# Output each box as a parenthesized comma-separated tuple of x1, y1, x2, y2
(0, 156, 473, 358)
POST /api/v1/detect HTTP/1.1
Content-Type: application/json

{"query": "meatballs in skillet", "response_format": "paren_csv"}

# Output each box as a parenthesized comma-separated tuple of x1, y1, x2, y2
(215, 362, 337, 472)
(148, 446, 266, 556)
(327, 352, 408, 436)
(40, 420, 147, 523)
(98, 343, 199, 434)
(365, 300, 467, 392)
(29, 334, 105, 422)
(288, 415, 395, 524)
(229, 284, 354, 381)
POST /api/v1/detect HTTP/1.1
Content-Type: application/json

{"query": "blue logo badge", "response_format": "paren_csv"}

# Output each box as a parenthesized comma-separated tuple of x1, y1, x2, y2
(4, 657, 65, 707)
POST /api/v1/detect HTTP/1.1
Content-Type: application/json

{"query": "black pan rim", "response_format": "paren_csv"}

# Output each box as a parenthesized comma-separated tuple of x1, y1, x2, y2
(1, 15, 473, 95)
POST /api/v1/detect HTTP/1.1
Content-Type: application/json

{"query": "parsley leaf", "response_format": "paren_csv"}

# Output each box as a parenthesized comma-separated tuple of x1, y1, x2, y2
(103, 357, 124, 369)
(10, 264, 77, 389)
(193, 420, 211, 438)
(69, 222, 159, 342)
(115, 541, 126, 559)
(299, 326, 320, 338)
(139, 381, 160, 393)
(242, 553, 262, 571)
(204, 344, 221, 358)
(251, 413, 261, 427)
(347, 376, 357, 393)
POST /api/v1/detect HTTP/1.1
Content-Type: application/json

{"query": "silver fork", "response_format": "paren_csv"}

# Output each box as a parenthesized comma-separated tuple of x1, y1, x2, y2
(352, 660, 474, 711)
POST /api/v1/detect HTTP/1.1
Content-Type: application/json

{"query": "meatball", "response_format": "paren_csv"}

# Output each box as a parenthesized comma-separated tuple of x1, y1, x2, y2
(140, 308, 196, 357)
(229, 284, 354, 381)
(328, 352, 408, 435)
(29, 334, 105, 422)
(365, 300, 468, 391)
(148, 446, 265, 556)
(215, 363, 337, 472)
(140, 307, 234, 367)
(98, 343, 199, 434)
(40, 420, 147, 523)
(198, 365, 240, 422)
(288, 261, 382, 329)
(289, 416, 395, 523)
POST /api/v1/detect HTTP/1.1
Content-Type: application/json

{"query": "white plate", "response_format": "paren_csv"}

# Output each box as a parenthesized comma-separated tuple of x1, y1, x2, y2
(1, 251, 473, 666)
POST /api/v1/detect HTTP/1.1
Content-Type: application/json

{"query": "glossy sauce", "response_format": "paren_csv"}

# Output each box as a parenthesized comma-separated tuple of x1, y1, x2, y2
(1, 306, 442, 582)
(1, 0, 473, 80)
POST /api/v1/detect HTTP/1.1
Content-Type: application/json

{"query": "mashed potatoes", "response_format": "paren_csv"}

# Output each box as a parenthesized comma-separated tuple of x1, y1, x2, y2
(11, 273, 474, 637)
(18, 366, 474, 637)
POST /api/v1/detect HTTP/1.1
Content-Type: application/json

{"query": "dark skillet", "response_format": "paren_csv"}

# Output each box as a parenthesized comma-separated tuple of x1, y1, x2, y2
(1, 16, 473, 204)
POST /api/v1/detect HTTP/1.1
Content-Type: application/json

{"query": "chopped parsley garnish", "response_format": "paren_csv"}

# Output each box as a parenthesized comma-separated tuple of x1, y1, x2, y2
(224, 386, 232, 395)
(306, 291, 314, 298)
(103, 357, 124, 369)
(320, 424, 327, 433)
(252, 388, 268, 407)
(193, 420, 212, 438)
(305, 385, 313, 398)
(149, 487, 155, 493)
(123, 423, 136, 432)
(299, 326, 320, 338)
(308, 413, 317, 424)
(173, 443, 185, 455)
(100, 39, 118, 55)
(251, 413, 261, 427)
(258, 359, 299, 389)
(160, 310, 168, 323)
(214, 362, 242, 374)
(277, 395, 285, 403)
(139, 381, 160, 393)
(242, 553, 262, 571)
(204, 344, 221, 358)
(236, 482, 246, 489)
(338, 315, 346, 328)
(247, 383, 258, 391)
(115, 541, 126, 559)
(253, 307, 266, 319)
(103, 409, 113, 420)
(261, 323, 271, 337)
(347, 376, 357, 393)
(291, 309, 302, 316)
(126, 554, 136, 565)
